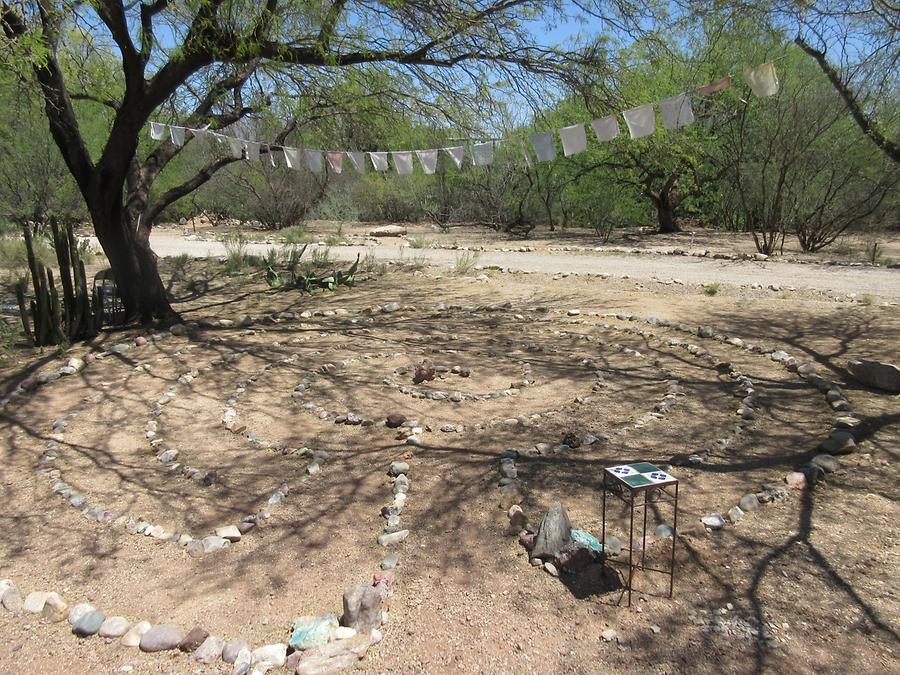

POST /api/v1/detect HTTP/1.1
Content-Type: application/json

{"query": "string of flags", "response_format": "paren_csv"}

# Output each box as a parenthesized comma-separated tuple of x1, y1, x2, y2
(150, 61, 780, 174)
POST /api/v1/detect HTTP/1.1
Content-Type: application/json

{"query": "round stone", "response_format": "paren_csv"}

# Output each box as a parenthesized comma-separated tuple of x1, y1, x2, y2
(99, 616, 131, 638)
(140, 624, 184, 652)
(73, 609, 106, 637)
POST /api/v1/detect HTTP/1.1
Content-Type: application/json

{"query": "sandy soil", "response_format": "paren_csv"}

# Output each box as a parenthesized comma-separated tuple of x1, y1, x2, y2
(0, 253, 897, 675)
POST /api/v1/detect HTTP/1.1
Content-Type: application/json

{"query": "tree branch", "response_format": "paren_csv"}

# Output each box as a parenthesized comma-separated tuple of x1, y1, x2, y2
(795, 35, 900, 164)
(2, 2, 94, 194)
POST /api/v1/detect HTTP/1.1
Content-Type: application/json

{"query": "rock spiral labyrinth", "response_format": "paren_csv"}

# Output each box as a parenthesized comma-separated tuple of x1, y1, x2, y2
(0, 299, 859, 669)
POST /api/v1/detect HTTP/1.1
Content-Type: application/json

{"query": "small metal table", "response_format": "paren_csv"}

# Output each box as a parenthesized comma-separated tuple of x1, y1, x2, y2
(601, 462, 679, 606)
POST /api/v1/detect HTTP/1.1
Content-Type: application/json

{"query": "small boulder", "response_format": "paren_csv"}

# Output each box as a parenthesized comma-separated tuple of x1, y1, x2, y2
(179, 625, 210, 652)
(369, 225, 407, 237)
(385, 413, 407, 428)
(810, 454, 841, 473)
(847, 359, 900, 393)
(120, 620, 151, 647)
(531, 502, 572, 560)
(73, 610, 106, 637)
(140, 624, 184, 652)
(701, 513, 726, 530)
(289, 614, 339, 651)
(98, 616, 131, 638)
(194, 635, 225, 663)
(341, 586, 383, 633)
(67, 603, 95, 625)
(785, 471, 807, 490)
(251, 643, 287, 668)
(23, 591, 49, 614)
(40, 592, 68, 622)
(739, 493, 760, 512)
(222, 638, 249, 663)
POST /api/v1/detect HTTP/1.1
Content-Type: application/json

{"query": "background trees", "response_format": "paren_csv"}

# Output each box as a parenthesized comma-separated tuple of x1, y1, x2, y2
(0, 0, 897, 330)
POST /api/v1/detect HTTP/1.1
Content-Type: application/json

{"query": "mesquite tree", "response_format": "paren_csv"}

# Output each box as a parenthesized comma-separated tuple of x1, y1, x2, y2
(0, 0, 647, 322)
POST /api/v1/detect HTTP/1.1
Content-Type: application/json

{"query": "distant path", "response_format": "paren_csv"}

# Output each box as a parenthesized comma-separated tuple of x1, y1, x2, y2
(140, 234, 900, 298)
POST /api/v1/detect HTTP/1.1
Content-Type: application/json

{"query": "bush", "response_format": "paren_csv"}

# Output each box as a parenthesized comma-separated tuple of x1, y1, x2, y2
(453, 250, 480, 275)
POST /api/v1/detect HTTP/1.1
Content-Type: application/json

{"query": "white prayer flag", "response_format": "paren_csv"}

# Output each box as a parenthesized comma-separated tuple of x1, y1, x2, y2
(225, 136, 243, 158)
(415, 149, 438, 174)
(660, 93, 695, 130)
(529, 131, 557, 162)
(325, 151, 344, 174)
(267, 145, 278, 167)
(558, 123, 588, 156)
(591, 116, 619, 142)
(472, 141, 494, 166)
(191, 128, 209, 141)
(623, 104, 656, 139)
(392, 151, 414, 175)
(150, 122, 166, 141)
(744, 62, 779, 97)
(346, 151, 366, 174)
(283, 147, 301, 169)
(169, 126, 186, 146)
(443, 146, 465, 169)
(369, 151, 389, 172)
(244, 141, 261, 162)
(305, 149, 323, 173)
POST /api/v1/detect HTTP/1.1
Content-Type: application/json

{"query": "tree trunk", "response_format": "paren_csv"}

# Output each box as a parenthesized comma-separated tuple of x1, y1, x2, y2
(90, 203, 176, 324)
(654, 197, 681, 233)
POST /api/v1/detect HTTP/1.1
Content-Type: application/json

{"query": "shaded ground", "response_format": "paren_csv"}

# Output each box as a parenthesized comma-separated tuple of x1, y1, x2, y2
(0, 257, 897, 674)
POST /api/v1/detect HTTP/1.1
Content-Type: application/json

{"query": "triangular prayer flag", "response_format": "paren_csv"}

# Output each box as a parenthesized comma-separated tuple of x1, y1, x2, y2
(623, 104, 656, 139)
(415, 149, 438, 174)
(169, 126, 186, 147)
(369, 151, 389, 172)
(558, 123, 588, 156)
(660, 93, 695, 130)
(698, 77, 731, 95)
(150, 122, 166, 141)
(191, 128, 209, 141)
(744, 62, 779, 97)
(472, 141, 494, 166)
(267, 145, 278, 167)
(443, 146, 465, 169)
(529, 132, 557, 162)
(392, 151, 414, 175)
(325, 151, 343, 174)
(590, 116, 619, 142)
(283, 147, 301, 169)
(346, 151, 366, 174)
(305, 149, 323, 173)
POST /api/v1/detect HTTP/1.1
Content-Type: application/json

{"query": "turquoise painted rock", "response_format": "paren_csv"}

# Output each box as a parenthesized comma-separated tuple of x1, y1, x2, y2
(289, 614, 338, 650)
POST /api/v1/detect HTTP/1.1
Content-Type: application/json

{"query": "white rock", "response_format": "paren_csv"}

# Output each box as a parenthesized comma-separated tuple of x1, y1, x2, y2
(233, 648, 252, 675)
(251, 643, 286, 667)
(99, 616, 132, 637)
(23, 591, 49, 613)
(67, 602, 95, 625)
(334, 626, 357, 640)
(120, 620, 152, 647)
(215, 525, 242, 542)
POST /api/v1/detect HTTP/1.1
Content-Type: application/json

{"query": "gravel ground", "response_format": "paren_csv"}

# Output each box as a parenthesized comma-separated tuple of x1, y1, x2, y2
(138, 234, 900, 299)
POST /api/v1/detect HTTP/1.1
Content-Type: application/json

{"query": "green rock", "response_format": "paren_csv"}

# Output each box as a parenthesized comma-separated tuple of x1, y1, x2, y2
(289, 614, 338, 651)
(571, 529, 602, 553)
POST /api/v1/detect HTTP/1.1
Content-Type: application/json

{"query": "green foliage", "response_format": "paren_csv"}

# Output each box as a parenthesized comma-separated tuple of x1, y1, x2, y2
(407, 236, 430, 249)
(702, 282, 720, 296)
(453, 250, 480, 275)
(222, 233, 250, 275)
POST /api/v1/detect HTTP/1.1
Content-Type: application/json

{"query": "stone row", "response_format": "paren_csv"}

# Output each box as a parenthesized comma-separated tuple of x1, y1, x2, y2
(0, 577, 385, 674)
(608, 313, 859, 529)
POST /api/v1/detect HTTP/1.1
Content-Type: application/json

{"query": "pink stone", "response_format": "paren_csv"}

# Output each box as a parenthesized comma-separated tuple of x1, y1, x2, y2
(785, 472, 807, 490)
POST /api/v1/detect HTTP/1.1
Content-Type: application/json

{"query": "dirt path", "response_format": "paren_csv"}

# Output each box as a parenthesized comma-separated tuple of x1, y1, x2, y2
(141, 234, 900, 298)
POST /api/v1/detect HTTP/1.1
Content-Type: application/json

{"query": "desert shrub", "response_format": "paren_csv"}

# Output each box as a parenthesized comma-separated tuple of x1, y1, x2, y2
(453, 250, 480, 275)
